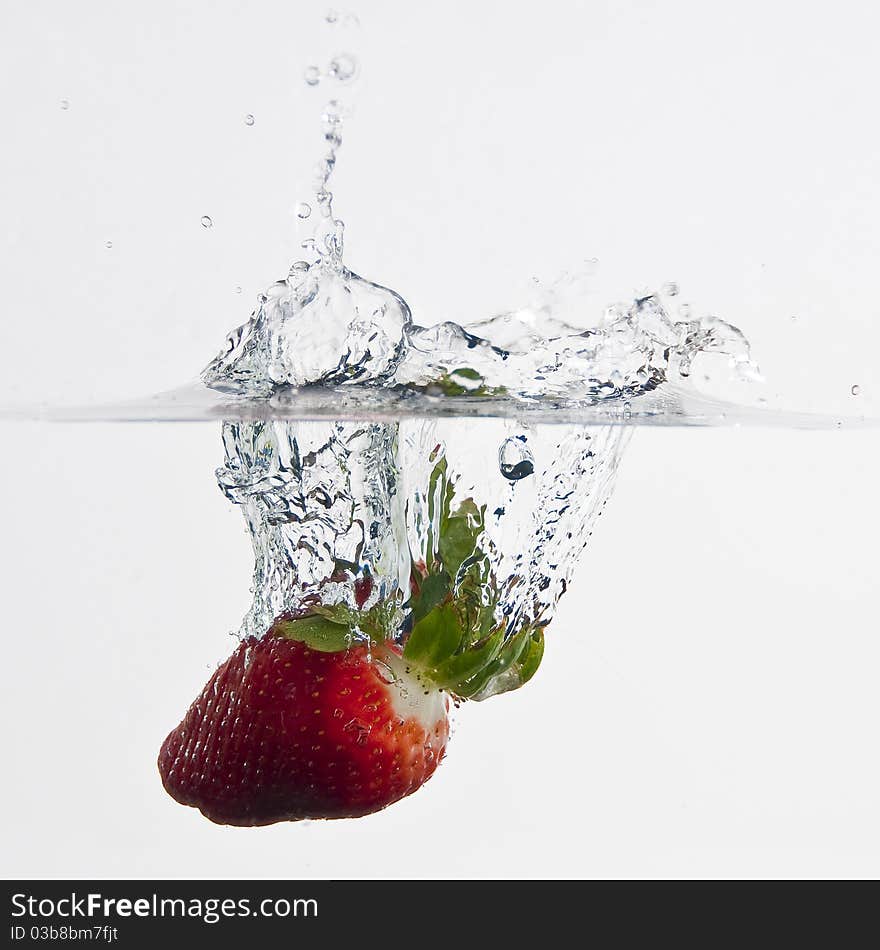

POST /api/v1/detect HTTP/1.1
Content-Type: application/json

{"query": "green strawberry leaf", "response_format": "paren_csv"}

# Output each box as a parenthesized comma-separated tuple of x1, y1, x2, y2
(401, 455, 546, 699)
(513, 628, 545, 686)
(410, 570, 451, 626)
(438, 498, 485, 580)
(450, 367, 482, 381)
(403, 602, 463, 667)
(431, 625, 505, 691)
(455, 624, 533, 698)
(415, 368, 506, 397)
(274, 614, 352, 653)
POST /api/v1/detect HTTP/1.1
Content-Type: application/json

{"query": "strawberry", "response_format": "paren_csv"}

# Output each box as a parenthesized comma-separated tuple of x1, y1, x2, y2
(160, 452, 546, 825)
(159, 630, 449, 825)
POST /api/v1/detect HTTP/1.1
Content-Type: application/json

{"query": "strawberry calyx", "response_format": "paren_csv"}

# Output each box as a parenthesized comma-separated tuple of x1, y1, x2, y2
(272, 452, 546, 701)
(270, 592, 401, 654)
(402, 452, 545, 699)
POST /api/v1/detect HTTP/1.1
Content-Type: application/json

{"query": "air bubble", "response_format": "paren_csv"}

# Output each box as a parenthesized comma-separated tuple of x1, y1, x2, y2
(234, 286, 242, 294)
(315, 190, 333, 215)
(244, 114, 255, 126)
(662, 282, 680, 297)
(296, 203, 312, 219)
(59, 99, 70, 111)
(201, 216, 213, 229)
(325, 9, 339, 23)
(328, 53, 358, 82)
(104, 241, 113, 249)
(312, 161, 330, 186)
(851, 384, 861, 396)
(322, 100, 342, 126)
(304, 66, 321, 86)
(499, 437, 535, 481)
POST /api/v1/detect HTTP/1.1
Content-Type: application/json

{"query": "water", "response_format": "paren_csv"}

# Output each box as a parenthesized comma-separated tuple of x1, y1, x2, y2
(4, 11, 877, 707)
(179, 13, 771, 701)
(219, 417, 627, 699)
(194, 13, 762, 419)
(23, 11, 873, 431)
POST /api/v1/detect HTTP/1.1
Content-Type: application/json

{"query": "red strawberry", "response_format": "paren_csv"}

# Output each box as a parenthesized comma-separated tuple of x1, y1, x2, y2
(158, 630, 449, 826)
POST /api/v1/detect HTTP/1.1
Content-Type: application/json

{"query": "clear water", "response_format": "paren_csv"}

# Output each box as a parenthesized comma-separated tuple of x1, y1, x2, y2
(175, 14, 771, 697)
(220, 417, 628, 698)
(2, 11, 875, 702)
(194, 12, 762, 419)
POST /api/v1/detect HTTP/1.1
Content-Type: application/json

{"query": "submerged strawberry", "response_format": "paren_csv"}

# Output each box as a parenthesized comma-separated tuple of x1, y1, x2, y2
(160, 453, 545, 825)
(159, 631, 448, 825)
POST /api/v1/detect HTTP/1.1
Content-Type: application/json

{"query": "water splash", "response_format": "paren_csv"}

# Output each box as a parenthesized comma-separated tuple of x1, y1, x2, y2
(203, 266, 758, 407)
(197, 12, 767, 697)
(203, 13, 758, 410)
(218, 417, 628, 699)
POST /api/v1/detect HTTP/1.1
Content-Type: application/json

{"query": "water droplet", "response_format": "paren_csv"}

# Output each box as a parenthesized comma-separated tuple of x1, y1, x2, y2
(244, 114, 255, 126)
(499, 437, 535, 481)
(328, 53, 358, 82)
(373, 659, 397, 685)
(662, 282, 680, 297)
(200, 215, 213, 229)
(59, 99, 70, 111)
(304, 66, 321, 86)
(851, 384, 861, 396)
(296, 202, 312, 219)
(314, 190, 333, 216)
(321, 100, 342, 126)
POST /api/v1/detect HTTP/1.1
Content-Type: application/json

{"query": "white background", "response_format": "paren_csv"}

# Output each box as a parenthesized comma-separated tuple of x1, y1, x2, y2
(1, 0, 878, 879)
